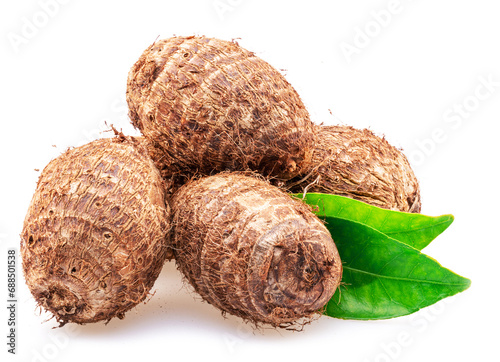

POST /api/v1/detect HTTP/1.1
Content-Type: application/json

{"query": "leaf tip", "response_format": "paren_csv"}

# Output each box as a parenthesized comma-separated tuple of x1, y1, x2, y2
(462, 277, 472, 290)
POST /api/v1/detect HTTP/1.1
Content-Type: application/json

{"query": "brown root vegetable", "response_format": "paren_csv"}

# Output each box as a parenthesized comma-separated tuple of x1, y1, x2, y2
(137, 136, 184, 197)
(286, 125, 421, 213)
(20, 137, 171, 325)
(126, 35, 315, 180)
(171, 172, 342, 327)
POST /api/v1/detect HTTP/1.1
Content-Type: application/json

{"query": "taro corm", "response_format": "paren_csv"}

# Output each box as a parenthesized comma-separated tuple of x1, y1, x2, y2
(170, 172, 342, 328)
(126, 35, 315, 181)
(20, 137, 171, 325)
(285, 125, 421, 213)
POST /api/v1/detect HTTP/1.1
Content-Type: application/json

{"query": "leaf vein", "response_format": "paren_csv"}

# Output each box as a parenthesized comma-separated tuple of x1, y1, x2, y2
(343, 265, 468, 286)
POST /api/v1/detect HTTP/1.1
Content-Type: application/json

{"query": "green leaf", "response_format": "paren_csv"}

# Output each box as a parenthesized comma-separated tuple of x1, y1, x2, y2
(322, 217, 471, 320)
(295, 193, 453, 250)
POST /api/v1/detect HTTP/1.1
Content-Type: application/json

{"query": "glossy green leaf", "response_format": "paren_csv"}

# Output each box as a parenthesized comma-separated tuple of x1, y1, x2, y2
(295, 193, 453, 250)
(322, 217, 471, 320)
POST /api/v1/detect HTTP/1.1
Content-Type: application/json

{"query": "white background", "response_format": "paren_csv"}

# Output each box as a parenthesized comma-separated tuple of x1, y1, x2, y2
(1, 1, 498, 361)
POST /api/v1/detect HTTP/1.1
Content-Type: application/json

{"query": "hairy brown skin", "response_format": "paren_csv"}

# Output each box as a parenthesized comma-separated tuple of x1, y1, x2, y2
(137, 136, 184, 197)
(171, 172, 342, 327)
(286, 125, 421, 213)
(20, 137, 171, 325)
(126, 35, 315, 180)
